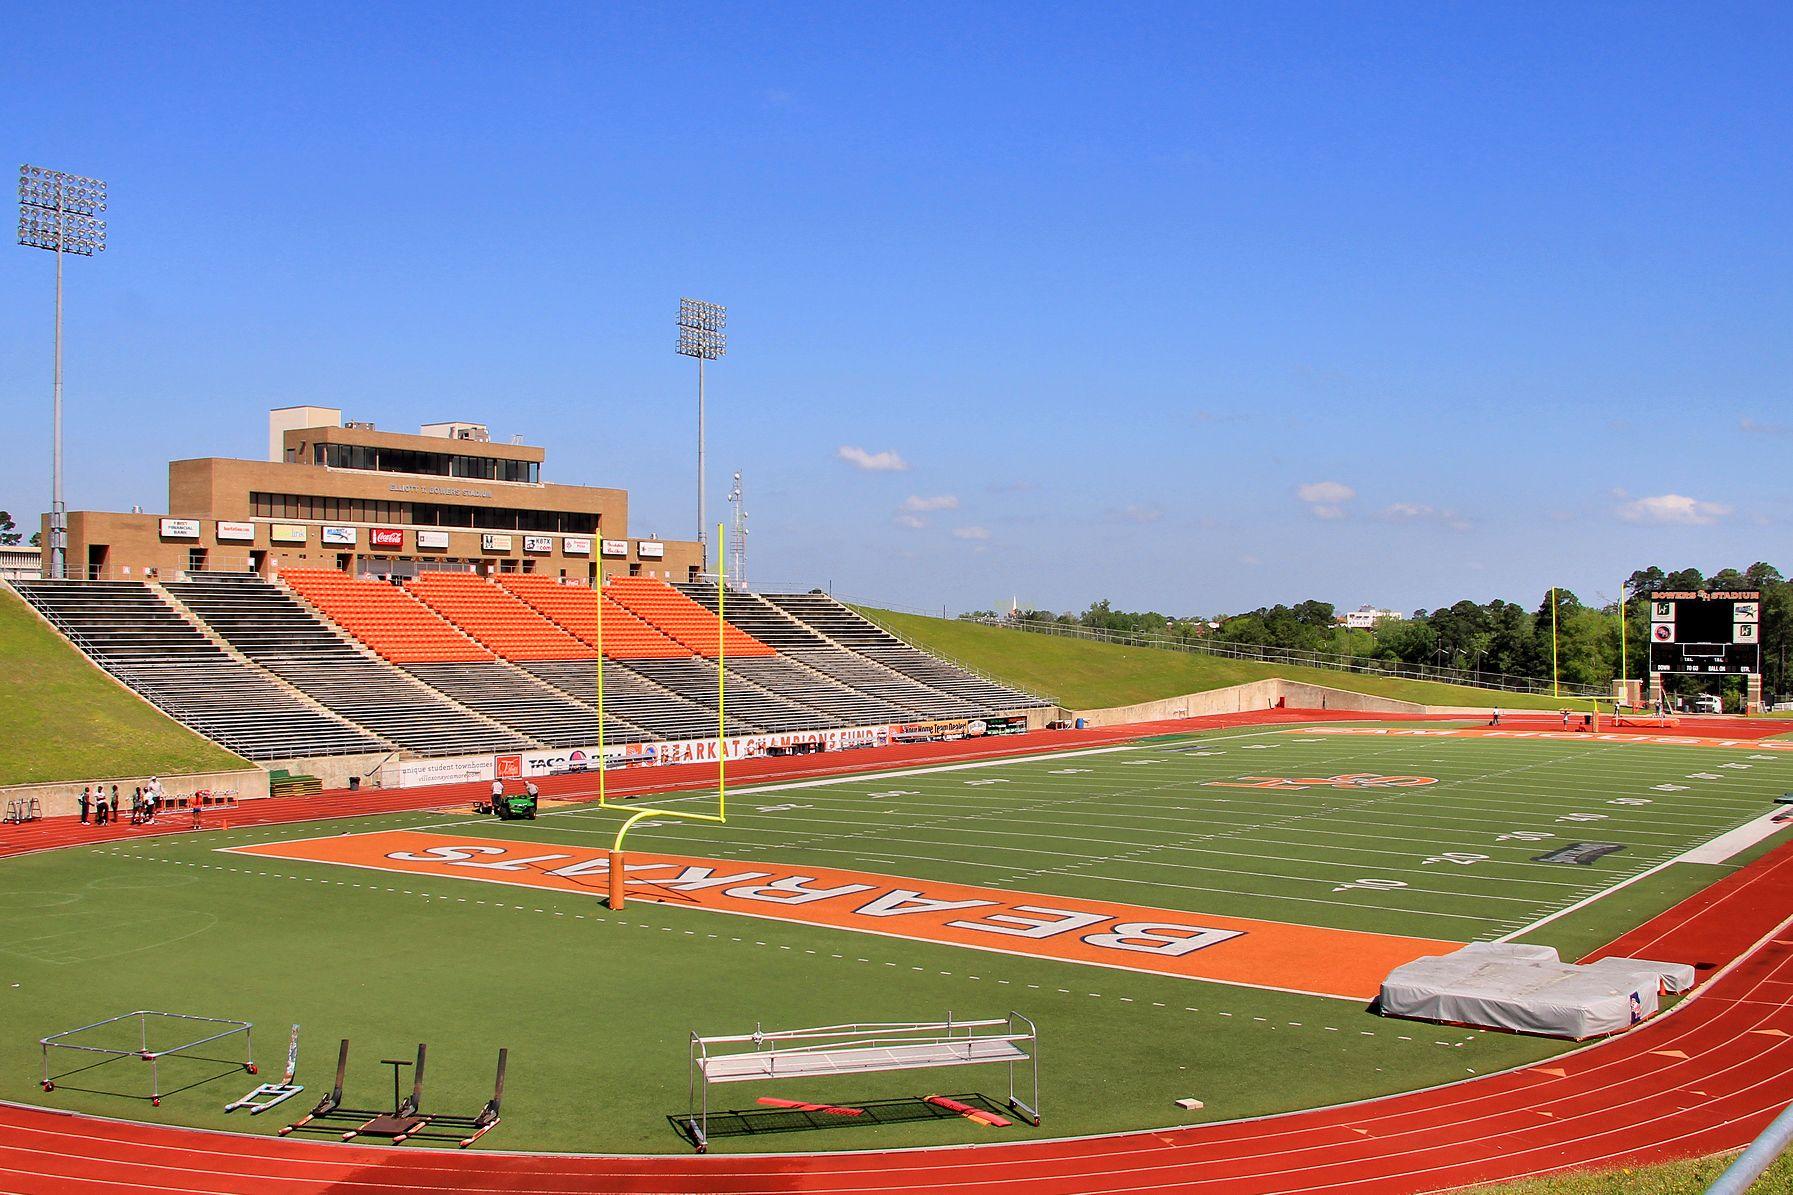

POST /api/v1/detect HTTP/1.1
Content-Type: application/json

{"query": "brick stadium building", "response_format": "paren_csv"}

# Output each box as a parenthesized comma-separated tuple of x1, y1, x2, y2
(45, 406, 704, 583)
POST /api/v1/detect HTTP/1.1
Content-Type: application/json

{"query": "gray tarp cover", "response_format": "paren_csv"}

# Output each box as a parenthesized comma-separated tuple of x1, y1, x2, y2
(1583, 956, 1698, 995)
(1380, 947, 1661, 1039)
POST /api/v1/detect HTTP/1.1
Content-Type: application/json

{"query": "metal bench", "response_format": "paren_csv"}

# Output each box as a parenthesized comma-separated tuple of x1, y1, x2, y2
(686, 1013, 1037, 1152)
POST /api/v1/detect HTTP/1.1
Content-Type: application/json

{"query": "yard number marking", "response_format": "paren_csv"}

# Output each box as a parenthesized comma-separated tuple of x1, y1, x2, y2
(1332, 878, 1409, 894)
(1557, 813, 1609, 823)
(1498, 831, 1554, 842)
(1423, 853, 1490, 867)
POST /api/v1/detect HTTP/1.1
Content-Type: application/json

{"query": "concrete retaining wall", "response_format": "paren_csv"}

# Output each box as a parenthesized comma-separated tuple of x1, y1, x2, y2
(0, 766, 270, 821)
(1071, 679, 1463, 727)
(263, 752, 397, 792)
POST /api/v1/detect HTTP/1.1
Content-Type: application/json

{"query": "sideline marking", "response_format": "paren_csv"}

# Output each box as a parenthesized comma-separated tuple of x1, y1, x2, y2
(225, 829, 1460, 1000)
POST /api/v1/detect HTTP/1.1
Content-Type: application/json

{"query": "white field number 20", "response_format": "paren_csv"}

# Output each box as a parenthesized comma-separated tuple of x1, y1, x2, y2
(1333, 878, 1409, 893)
(1423, 852, 1490, 866)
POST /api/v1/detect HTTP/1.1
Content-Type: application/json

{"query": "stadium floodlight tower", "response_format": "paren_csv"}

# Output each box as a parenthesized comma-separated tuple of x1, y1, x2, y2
(726, 470, 748, 591)
(17, 165, 108, 580)
(676, 297, 727, 546)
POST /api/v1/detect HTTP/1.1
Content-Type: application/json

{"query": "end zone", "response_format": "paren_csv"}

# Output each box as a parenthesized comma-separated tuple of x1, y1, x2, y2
(226, 829, 1459, 1000)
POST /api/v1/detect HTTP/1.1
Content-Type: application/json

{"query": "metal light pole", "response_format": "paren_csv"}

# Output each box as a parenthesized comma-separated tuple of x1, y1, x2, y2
(726, 470, 748, 592)
(18, 165, 107, 580)
(676, 298, 726, 546)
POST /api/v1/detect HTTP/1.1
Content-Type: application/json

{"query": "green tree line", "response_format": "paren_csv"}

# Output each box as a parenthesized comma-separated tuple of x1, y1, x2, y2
(969, 562, 1792, 700)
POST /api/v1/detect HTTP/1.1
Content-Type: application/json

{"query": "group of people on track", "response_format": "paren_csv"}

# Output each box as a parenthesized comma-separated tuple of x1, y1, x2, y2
(76, 776, 174, 826)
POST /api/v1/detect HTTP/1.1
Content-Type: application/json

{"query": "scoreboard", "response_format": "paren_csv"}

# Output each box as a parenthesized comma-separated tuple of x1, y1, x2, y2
(1648, 590, 1761, 675)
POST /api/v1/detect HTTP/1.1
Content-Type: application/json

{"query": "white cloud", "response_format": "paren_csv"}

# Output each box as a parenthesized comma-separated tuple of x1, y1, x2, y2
(952, 526, 991, 541)
(1616, 493, 1732, 526)
(893, 513, 926, 529)
(836, 445, 909, 472)
(902, 494, 959, 512)
(1380, 502, 1472, 532)
(1110, 503, 1164, 525)
(1741, 417, 1792, 437)
(1296, 480, 1355, 519)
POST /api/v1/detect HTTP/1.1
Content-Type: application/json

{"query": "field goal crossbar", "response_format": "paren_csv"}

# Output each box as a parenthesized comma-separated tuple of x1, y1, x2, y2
(685, 1012, 1038, 1152)
(41, 1010, 256, 1106)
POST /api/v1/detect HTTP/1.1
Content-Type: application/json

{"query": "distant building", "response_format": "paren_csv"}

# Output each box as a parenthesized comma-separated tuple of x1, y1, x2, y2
(0, 543, 41, 581)
(1342, 605, 1405, 630)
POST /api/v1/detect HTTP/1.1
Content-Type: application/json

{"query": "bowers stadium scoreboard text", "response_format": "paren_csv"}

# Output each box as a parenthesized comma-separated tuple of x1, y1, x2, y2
(1649, 590, 1761, 675)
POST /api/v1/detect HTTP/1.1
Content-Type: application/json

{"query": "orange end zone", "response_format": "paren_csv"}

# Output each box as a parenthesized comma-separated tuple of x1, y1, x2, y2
(227, 829, 1459, 1000)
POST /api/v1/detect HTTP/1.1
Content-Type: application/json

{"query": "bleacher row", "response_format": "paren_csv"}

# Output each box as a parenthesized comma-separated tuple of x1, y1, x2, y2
(11, 572, 1047, 761)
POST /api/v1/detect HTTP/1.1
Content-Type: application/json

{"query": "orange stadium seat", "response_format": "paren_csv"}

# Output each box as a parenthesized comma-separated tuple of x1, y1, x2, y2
(404, 573, 594, 662)
(605, 577, 776, 658)
(278, 570, 493, 665)
(495, 575, 691, 659)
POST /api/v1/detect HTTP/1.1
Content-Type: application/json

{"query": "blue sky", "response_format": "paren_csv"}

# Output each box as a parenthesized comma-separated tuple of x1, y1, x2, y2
(2, 3, 1788, 615)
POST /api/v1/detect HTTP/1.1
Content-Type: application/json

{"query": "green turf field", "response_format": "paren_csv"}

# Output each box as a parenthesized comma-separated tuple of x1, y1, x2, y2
(859, 606, 1592, 711)
(4, 724, 1790, 1155)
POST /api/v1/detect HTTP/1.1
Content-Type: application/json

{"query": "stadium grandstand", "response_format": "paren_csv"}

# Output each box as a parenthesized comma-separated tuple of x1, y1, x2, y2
(4, 408, 1050, 780)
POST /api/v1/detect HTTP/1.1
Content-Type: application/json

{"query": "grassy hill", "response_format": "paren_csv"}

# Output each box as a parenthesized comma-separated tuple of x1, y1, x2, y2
(863, 608, 1580, 712)
(0, 586, 248, 785)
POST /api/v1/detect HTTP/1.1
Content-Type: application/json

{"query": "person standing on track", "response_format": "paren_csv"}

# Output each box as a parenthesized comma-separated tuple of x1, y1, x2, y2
(95, 789, 110, 826)
(77, 787, 90, 825)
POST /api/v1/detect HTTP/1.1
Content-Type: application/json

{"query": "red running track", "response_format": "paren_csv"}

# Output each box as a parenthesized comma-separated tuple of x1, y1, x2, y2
(3, 709, 1791, 1192)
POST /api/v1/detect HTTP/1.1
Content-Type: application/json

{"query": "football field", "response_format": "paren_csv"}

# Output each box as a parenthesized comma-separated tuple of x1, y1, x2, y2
(5, 721, 1791, 1154)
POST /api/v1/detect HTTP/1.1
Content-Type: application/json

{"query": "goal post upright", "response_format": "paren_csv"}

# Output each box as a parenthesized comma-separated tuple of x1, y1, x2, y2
(596, 553, 606, 809)
(608, 522, 729, 911)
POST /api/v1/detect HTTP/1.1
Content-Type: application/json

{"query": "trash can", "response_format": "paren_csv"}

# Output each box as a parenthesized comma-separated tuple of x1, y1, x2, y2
(1074, 717, 1086, 730)
(347, 776, 361, 791)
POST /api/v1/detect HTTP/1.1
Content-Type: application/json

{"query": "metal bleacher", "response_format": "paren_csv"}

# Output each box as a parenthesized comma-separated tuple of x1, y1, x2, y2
(617, 657, 838, 733)
(523, 660, 749, 740)
(13, 578, 384, 760)
(672, 584, 926, 724)
(403, 660, 650, 747)
(163, 573, 530, 756)
(678, 583, 990, 719)
(761, 591, 1049, 712)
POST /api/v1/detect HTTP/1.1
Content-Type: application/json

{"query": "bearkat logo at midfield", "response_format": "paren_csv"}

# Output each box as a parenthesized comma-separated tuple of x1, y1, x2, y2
(1205, 773, 1439, 791)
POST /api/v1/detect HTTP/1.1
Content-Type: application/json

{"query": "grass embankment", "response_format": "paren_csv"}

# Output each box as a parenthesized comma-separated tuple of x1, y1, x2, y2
(1472, 1151, 1792, 1192)
(0, 586, 246, 785)
(863, 608, 1579, 712)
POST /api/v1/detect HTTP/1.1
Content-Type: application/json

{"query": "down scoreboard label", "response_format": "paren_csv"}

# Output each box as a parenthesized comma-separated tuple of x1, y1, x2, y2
(228, 829, 1460, 1000)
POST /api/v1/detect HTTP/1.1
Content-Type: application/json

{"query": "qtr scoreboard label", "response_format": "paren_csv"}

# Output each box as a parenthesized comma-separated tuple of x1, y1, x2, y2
(228, 829, 1460, 1000)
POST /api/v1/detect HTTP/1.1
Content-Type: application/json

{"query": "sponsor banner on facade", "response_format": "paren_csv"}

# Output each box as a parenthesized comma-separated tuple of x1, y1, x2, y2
(229, 830, 1461, 999)
(215, 520, 256, 542)
(481, 533, 513, 553)
(270, 524, 308, 544)
(416, 529, 450, 550)
(394, 755, 495, 787)
(563, 537, 592, 556)
(637, 540, 665, 559)
(600, 539, 629, 558)
(370, 527, 405, 549)
(321, 525, 358, 546)
(893, 719, 971, 743)
(523, 535, 553, 553)
(159, 518, 201, 539)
